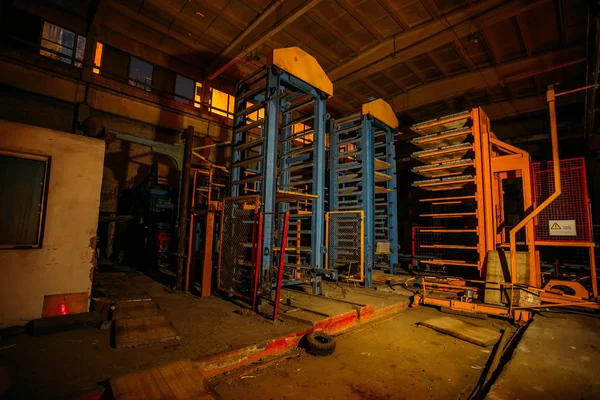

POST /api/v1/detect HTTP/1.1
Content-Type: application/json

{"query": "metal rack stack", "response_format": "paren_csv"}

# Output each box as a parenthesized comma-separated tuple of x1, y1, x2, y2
(328, 99, 399, 286)
(219, 47, 333, 298)
(410, 110, 484, 273)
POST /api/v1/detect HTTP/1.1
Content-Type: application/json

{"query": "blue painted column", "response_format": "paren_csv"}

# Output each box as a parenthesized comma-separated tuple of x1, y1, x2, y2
(260, 68, 280, 297)
(311, 98, 327, 293)
(386, 127, 399, 273)
(361, 115, 375, 287)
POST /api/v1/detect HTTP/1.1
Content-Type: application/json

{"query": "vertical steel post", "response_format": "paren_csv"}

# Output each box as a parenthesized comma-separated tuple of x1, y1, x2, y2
(176, 125, 194, 290)
(311, 97, 327, 293)
(278, 107, 292, 268)
(386, 126, 399, 273)
(328, 118, 340, 273)
(361, 116, 375, 287)
(273, 212, 290, 321)
(260, 68, 280, 299)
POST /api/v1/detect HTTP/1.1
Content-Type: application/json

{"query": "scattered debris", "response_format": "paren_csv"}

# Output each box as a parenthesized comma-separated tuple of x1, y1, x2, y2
(100, 321, 112, 330)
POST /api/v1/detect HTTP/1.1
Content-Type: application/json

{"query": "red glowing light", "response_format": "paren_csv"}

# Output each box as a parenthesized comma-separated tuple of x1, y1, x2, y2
(60, 303, 67, 315)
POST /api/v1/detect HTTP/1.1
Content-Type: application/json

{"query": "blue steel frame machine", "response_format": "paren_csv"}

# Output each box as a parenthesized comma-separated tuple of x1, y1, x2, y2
(220, 47, 333, 302)
(328, 99, 399, 287)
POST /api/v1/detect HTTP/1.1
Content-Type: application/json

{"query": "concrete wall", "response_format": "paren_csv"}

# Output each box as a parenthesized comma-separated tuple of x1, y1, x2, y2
(0, 121, 105, 327)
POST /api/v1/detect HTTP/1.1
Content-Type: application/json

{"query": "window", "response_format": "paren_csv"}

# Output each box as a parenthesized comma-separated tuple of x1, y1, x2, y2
(175, 75, 202, 108)
(246, 101, 265, 124)
(293, 123, 313, 143)
(0, 151, 49, 249)
(128, 56, 153, 91)
(194, 82, 202, 107)
(93, 42, 103, 74)
(40, 21, 86, 67)
(210, 88, 234, 119)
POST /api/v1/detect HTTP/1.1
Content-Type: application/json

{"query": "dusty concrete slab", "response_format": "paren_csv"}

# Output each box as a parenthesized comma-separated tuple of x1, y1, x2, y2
(487, 312, 600, 400)
(0, 270, 307, 399)
(111, 360, 217, 400)
(212, 307, 493, 400)
(419, 316, 501, 347)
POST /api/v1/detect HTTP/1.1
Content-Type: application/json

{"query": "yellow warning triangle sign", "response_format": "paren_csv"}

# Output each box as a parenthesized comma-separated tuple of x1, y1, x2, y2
(551, 222, 561, 230)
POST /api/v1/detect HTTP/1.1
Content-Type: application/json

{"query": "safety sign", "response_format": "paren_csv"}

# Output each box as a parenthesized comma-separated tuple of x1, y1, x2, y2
(548, 220, 576, 236)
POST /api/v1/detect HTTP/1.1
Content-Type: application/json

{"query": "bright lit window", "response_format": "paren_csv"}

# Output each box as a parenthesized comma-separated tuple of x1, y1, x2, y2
(40, 21, 86, 67)
(246, 101, 265, 124)
(293, 123, 313, 143)
(210, 88, 234, 119)
(128, 56, 153, 91)
(194, 82, 202, 108)
(93, 42, 103, 74)
(175, 75, 202, 108)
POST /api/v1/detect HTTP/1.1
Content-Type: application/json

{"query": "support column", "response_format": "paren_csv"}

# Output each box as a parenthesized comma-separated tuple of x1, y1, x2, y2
(176, 125, 194, 290)
(362, 116, 375, 287)
(260, 68, 280, 300)
(386, 127, 399, 273)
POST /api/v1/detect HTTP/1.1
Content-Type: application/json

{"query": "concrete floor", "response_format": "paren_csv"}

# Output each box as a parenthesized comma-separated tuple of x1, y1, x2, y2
(3, 265, 598, 400)
(488, 311, 600, 400)
(0, 267, 412, 399)
(212, 306, 497, 400)
(0, 270, 307, 399)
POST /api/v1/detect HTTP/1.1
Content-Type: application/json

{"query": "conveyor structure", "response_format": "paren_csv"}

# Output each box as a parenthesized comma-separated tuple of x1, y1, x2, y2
(328, 99, 399, 286)
(218, 47, 333, 302)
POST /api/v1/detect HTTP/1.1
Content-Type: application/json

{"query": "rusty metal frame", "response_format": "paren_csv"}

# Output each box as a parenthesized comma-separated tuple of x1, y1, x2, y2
(217, 194, 260, 301)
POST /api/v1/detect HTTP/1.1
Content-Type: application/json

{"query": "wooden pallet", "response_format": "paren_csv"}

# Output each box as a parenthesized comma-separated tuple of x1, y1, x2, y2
(110, 360, 216, 400)
(114, 315, 179, 348)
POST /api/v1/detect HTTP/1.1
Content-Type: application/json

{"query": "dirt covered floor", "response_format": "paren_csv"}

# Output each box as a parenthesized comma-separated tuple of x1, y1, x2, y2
(488, 311, 600, 400)
(212, 306, 501, 400)
(0, 267, 307, 399)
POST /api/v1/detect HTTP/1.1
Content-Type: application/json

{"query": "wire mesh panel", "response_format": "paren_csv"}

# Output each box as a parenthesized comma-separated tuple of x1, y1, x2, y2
(218, 195, 259, 300)
(326, 211, 364, 282)
(531, 158, 592, 242)
(412, 227, 446, 262)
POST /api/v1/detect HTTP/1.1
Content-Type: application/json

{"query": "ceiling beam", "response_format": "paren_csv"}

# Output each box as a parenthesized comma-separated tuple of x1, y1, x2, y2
(452, 40, 476, 71)
(377, 0, 407, 31)
(206, 0, 322, 80)
(307, 13, 361, 55)
(337, 0, 385, 42)
(391, 46, 585, 114)
(482, 95, 548, 120)
(328, 0, 551, 86)
(107, 2, 214, 55)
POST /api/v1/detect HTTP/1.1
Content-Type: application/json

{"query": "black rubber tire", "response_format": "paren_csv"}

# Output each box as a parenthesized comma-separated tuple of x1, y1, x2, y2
(305, 331, 336, 356)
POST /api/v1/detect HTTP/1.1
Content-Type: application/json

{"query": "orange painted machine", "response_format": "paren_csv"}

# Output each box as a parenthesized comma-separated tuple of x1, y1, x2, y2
(410, 85, 599, 323)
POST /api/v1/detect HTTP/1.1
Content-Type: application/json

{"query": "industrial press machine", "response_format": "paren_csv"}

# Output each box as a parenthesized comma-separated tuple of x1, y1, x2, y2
(328, 99, 399, 287)
(218, 47, 333, 311)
